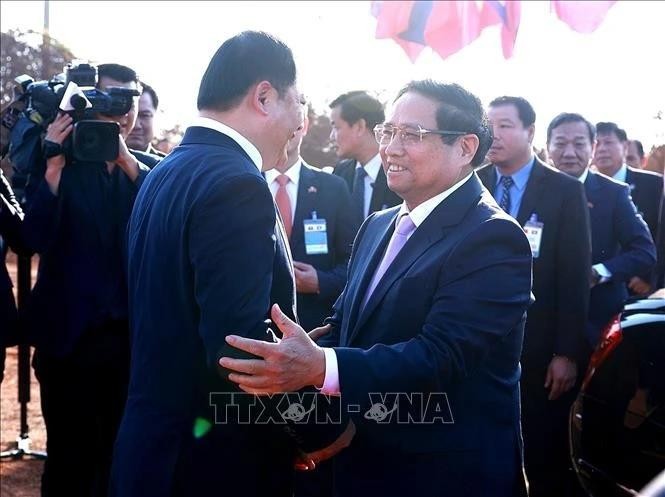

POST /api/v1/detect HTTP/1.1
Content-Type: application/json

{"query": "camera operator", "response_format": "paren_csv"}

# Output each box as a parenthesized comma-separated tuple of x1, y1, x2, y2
(1, 168, 24, 384)
(22, 63, 151, 497)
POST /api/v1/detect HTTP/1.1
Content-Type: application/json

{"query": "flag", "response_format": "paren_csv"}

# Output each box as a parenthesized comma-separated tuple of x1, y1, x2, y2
(551, 0, 616, 33)
(372, 1, 522, 62)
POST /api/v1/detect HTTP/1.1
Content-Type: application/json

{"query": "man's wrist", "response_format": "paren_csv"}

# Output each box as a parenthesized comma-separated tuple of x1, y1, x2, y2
(312, 346, 326, 388)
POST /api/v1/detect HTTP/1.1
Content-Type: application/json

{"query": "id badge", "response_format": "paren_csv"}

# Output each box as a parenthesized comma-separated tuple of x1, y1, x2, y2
(523, 214, 544, 259)
(304, 211, 328, 255)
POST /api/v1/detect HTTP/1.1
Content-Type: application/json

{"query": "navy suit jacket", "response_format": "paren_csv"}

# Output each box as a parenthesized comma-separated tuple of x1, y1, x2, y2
(288, 162, 355, 330)
(1, 169, 24, 347)
(21, 160, 150, 357)
(478, 159, 591, 371)
(111, 127, 338, 497)
(585, 170, 656, 344)
(333, 158, 401, 216)
(322, 174, 533, 497)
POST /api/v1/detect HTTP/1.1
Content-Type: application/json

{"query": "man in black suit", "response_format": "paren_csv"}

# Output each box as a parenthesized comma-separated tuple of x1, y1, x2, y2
(222, 80, 533, 497)
(266, 110, 354, 497)
(126, 82, 167, 159)
(111, 32, 347, 497)
(549, 114, 656, 344)
(265, 111, 355, 332)
(1, 168, 24, 383)
(21, 62, 152, 497)
(478, 96, 591, 497)
(594, 122, 664, 294)
(329, 91, 400, 228)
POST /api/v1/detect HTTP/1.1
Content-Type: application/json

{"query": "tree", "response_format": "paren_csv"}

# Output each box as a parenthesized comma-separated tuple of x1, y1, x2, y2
(1, 29, 76, 106)
(301, 107, 338, 169)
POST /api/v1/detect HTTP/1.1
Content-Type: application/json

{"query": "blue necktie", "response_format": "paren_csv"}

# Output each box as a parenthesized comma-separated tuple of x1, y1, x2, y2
(351, 166, 367, 224)
(499, 175, 514, 214)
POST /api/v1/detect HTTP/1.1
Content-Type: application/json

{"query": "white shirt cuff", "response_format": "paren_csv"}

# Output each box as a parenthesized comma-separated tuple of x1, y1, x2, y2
(318, 347, 340, 395)
(593, 263, 612, 283)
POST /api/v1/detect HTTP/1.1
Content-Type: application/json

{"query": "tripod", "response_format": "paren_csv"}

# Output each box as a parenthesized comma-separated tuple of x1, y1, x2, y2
(0, 254, 47, 460)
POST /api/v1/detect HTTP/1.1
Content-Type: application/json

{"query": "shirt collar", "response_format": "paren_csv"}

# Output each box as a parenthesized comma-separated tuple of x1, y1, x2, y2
(357, 153, 382, 182)
(577, 167, 590, 184)
(397, 173, 474, 228)
(265, 158, 302, 186)
(191, 116, 262, 172)
(494, 157, 534, 192)
(612, 163, 628, 183)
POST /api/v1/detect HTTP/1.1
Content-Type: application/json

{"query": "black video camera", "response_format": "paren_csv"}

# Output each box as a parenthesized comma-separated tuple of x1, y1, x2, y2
(5, 61, 139, 164)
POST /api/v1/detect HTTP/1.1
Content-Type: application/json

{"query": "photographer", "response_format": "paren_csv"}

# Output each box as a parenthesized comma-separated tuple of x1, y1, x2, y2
(22, 63, 151, 497)
(1, 168, 24, 383)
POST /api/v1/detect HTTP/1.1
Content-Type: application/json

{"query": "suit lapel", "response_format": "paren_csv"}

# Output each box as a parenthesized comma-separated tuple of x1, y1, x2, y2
(72, 163, 108, 248)
(370, 167, 389, 212)
(516, 159, 546, 226)
(341, 214, 395, 346)
(291, 163, 317, 250)
(347, 175, 484, 344)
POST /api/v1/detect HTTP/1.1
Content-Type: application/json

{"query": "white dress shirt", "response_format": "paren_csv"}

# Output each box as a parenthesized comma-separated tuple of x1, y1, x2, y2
(612, 164, 628, 183)
(320, 173, 474, 395)
(190, 116, 262, 172)
(357, 153, 382, 217)
(265, 159, 302, 221)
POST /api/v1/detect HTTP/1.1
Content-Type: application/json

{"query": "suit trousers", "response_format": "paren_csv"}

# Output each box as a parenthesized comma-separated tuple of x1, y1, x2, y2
(33, 319, 130, 497)
(521, 371, 585, 497)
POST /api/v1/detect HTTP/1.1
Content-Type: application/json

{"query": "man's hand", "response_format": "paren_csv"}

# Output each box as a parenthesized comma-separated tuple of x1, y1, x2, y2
(112, 135, 140, 182)
(544, 355, 577, 401)
(44, 113, 73, 195)
(308, 324, 331, 342)
(220, 304, 326, 394)
(628, 276, 652, 296)
(295, 420, 356, 471)
(293, 261, 319, 294)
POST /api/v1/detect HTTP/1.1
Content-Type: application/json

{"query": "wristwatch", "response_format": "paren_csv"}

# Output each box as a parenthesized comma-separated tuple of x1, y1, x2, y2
(43, 139, 65, 159)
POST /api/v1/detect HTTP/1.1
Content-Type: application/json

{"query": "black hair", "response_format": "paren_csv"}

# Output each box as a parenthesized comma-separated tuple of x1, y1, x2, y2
(197, 31, 296, 112)
(489, 96, 536, 127)
(629, 139, 645, 159)
(546, 113, 596, 143)
(97, 63, 139, 85)
(596, 122, 627, 142)
(140, 82, 159, 110)
(329, 91, 385, 132)
(396, 80, 492, 168)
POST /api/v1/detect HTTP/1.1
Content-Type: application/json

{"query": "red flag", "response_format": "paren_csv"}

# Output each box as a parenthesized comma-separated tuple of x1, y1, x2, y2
(551, 0, 616, 33)
(371, 1, 522, 62)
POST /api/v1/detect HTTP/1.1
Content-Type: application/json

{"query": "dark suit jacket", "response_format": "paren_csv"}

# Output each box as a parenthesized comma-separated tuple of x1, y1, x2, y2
(21, 160, 150, 357)
(625, 166, 664, 286)
(1, 169, 24, 347)
(322, 174, 532, 497)
(585, 170, 656, 344)
(111, 127, 338, 497)
(289, 161, 355, 330)
(625, 166, 664, 240)
(131, 148, 163, 169)
(478, 159, 591, 371)
(333, 158, 401, 216)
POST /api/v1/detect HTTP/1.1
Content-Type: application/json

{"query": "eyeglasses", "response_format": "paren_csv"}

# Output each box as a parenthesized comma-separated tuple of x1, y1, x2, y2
(374, 124, 466, 146)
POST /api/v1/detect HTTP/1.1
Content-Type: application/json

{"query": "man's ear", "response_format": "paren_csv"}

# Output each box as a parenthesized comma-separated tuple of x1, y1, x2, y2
(460, 134, 480, 164)
(352, 118, 367, 137)
(527, 124, 536, 145)
(251, 81, 274, 116)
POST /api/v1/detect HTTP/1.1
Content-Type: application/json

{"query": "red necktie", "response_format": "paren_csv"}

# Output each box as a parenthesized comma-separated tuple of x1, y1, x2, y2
(275, 174, 292, 238)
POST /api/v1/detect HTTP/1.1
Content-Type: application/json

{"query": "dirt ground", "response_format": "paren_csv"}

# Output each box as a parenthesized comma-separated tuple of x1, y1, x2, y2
(1, 254, 44, 497)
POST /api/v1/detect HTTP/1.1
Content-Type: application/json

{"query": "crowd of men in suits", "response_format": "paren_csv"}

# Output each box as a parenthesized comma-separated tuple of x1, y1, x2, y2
(0, 29, 663, 497)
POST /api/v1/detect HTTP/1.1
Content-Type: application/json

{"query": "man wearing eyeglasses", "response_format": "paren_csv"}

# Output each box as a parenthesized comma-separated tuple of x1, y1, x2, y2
(477, 96, 591, 497)
(221, 80, 533, 497)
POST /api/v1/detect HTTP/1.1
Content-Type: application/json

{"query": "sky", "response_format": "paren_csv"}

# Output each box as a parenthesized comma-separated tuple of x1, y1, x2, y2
(1, 0, 664, 150)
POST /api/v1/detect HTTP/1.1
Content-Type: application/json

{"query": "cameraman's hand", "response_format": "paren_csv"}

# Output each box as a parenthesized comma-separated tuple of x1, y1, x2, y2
(113, 134, 140, 183)
(44, 113, 73, 195)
